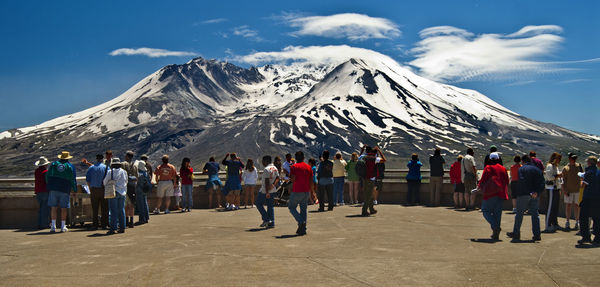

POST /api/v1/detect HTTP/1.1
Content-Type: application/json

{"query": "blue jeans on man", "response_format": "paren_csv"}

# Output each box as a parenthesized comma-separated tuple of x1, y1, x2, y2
(36, 192, 50, 229)
(482, 196, 504, 231)
(109, 193, 126, 232)
(135, 187, 149, 223)
(256, 192, 274, 224)
(333, 177, 345, 205)
(512, 195, 541, 238)
(288, 192, 309, 224)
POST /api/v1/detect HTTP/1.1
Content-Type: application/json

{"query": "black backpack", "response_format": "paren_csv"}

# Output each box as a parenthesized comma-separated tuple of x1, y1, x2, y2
(355, 159, 367, 178)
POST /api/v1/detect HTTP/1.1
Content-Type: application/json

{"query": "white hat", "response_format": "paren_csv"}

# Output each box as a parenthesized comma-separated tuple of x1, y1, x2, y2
(35, 156, 50, 167)
(489, 152, 500, 160)
(110, 157, 122, 166)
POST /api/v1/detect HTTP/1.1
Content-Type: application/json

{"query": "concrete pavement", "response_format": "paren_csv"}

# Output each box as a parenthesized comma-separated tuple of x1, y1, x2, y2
(0, 204, 598, 286)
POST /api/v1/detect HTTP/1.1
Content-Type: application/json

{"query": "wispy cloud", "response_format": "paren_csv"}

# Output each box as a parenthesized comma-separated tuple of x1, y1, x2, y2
(198, 18, 228, 25)
(235, 45, 397, 65)
(109, 47, 198, 58)
(232, 25, 263, 42)
(285, 13, 401, 41)
(408, 25, 565, 82)
(556, 79, 591, 84)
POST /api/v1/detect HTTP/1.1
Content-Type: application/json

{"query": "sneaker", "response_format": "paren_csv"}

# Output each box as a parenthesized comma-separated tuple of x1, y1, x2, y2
(532, 235, 542, 241)
(578, 238, 592, 244)
(106, 230, 116, 235)
(165, 209, 170, 214)
(61, 226, 68, 233)
(373, 200, 378, 205)
(260, 221, 268, 227)
(234, 205, 239, 210)
(267, 221, 275, 228)
(117, 229, 125, 234)
(506, 232, 519, 239)
(370, 209, 378, 215)
(50, 226, 56, 233)
(340, 202, 345, 206)
(565, 221, 570, 231)
(361, 212, 370, 217)
(153, 209, 160, 215)
(187, 208, 191, 212)
(574, 222, 580, 231)
(511, 208, 517, 213)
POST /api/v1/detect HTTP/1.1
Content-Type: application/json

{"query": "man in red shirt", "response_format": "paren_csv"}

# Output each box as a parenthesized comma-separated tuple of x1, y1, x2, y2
(288, 151, 313, 236)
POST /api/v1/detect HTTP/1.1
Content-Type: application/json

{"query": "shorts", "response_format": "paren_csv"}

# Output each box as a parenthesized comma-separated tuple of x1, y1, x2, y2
(156, 181, 174, 198)
(48, 190, 70, 208)
(205, 178, 222, 192)
(564, 192, 580, 204)
(453, 183, 465, 193)
(510, 181, 519, 199)
(375, 179, 384, 191)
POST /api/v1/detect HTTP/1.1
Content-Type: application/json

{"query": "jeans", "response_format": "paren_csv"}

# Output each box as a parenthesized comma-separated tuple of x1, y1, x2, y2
(36, 192, 50, 228)
(406, 179, 421, 205)
(135, 187, 149, 223)
(580, 198, 600, 240)
(318, 184, 334, 210)
(256, 192, 274, 223)
(512, 195, 540, 237)
(181, 184, 193, 209)
(362, 180, 376, 214)
(90, 186, 108, 228)
(109, 193, 126, 231)
(288, 192, 309, 224)
(333, 177, 345, 204)
(482, 196, 504, 230)
(429, 176, 443, 206)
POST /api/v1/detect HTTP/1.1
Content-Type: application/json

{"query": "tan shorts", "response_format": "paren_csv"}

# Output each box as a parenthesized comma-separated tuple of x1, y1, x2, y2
(156, 181, 174, 198)
(564, 192, 579, 204)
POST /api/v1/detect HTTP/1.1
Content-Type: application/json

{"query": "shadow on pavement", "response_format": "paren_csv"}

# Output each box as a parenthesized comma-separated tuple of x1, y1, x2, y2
(345, 214, 367, 218)
(575, 244, 600, 249)
(26, 231, 55, 236)
(87, 233, 112, 237)
(246, 228, 268, 232)
(275, 234, 299, 239)
(470, 238, 502, 244)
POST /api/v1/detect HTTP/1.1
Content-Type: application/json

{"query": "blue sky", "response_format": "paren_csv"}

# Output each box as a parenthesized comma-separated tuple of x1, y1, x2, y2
(1, 0, 599, 134)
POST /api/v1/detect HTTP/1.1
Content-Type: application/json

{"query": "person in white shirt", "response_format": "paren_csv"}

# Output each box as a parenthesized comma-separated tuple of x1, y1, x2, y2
(103, 158, 129, 234)
(256, 156, 279, 228)
(242, 159, 259, 208)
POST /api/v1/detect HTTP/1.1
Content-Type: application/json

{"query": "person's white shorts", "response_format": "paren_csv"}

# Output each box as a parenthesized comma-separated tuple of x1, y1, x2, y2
(564, 192, 579, 204)
(157, 181, 175, 198)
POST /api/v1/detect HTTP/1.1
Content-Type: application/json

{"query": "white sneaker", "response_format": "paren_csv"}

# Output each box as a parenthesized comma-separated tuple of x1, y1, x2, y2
(153, 209, 159, 215)
(50, 226, 56, 233)
(511, 208, 517, 213)
(165, 209, 170, 214)
(373, 200, 378, 205)
(61, 226, 68, 233)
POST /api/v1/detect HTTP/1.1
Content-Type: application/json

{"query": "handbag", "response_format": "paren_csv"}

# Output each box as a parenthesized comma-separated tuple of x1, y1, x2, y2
(104, 168, 116, 199)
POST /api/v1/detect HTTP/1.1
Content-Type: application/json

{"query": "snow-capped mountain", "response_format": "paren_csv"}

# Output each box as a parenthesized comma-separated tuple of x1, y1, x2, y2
(1, 55, 598, 176)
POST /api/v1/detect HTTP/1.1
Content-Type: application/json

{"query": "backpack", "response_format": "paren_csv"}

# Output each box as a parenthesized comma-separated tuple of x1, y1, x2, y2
(104, 168, 116, 199)
(355, 159, 367, 178)
(376, 162, 385, 179)
(365, 155, 377, 179)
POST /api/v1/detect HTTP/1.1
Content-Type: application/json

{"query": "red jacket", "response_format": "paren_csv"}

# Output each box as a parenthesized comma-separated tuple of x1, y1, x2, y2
(478, 164, 509, 200)
(34, 166, 48, 194)
(450, 161, 462, 184)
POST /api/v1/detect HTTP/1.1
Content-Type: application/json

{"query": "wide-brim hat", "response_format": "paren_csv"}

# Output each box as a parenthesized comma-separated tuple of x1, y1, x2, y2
(58, 151, 73, 160)
(35, 156, 51, 167)
(111, 157, 122, 166)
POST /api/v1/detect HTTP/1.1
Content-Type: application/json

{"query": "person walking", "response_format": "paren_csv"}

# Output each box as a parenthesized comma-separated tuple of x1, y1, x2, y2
(562, 153, 583, 231)
(34, 156, 51, 230)
(358, 145, 386, 216)
(406, 153, 422, 206)
(256, 156, 279, 228)
(461, 148, 478, 211)
(104, 158, 128, 234)
(345, 153, 360, 205)
(288, 151, 313, 235)
(429, 148, 445, 207)
(509, 156, 522, 213)
(121, 151, 138, 228)
(450, 155, 464, 208)
(135, 155, 151, 224)
(578, 156, 600, 245)
(85, 154, 108, 230)
(179, 158, 194, 212)
(153, 155, 177, 214)
(46, 151, 77, 233)
(477, 152, 509, 241)
(222, 153, 245, 210)
(242, 159, 258, 209)
(506, 155, 544, 242)
(203, 157, 222, 209)
(543, 152, 562, 233)
(317, 150, 334, 211)
(332, 152, 347, 206)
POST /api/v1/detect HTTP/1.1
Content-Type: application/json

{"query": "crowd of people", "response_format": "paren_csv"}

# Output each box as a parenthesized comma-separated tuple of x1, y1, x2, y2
(31, 144, 599, 244)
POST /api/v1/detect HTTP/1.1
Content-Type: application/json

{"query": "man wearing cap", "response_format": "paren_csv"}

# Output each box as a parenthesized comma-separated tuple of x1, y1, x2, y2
(121, 151, 138, 228)
(104, 158, 128, 234)
(135, 154, 151, 224)
(86, 154, 108, 230)
(562, 153, 583, 231)
(477, 152, 509, 241)
(34, 156, 51, 229)
(46, 151, 77, 233)
(154, 155, 177, 214)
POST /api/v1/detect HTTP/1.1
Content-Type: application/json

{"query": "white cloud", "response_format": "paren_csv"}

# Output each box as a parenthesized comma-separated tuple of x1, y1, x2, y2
(109, 47, 198, 58)
(408, 25, 565, 82)
(235, 45, 397, 65)
(286, 13, 401, 41)
(199, 18, 227, 24)
(232, 25, 263, 41)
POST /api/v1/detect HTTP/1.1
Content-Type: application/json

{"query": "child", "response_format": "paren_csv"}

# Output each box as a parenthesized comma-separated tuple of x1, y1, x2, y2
(242, 159, 258, 208)
(173, 175, 182, 211)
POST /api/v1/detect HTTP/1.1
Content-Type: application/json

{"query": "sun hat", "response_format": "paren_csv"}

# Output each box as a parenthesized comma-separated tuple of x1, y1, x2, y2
(140, 154, 149, 160)
(110, 157, 122, 166)
(489, 152, 500, 160)
(58, 151, 73, 160)
(34, 156, 51, 167)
